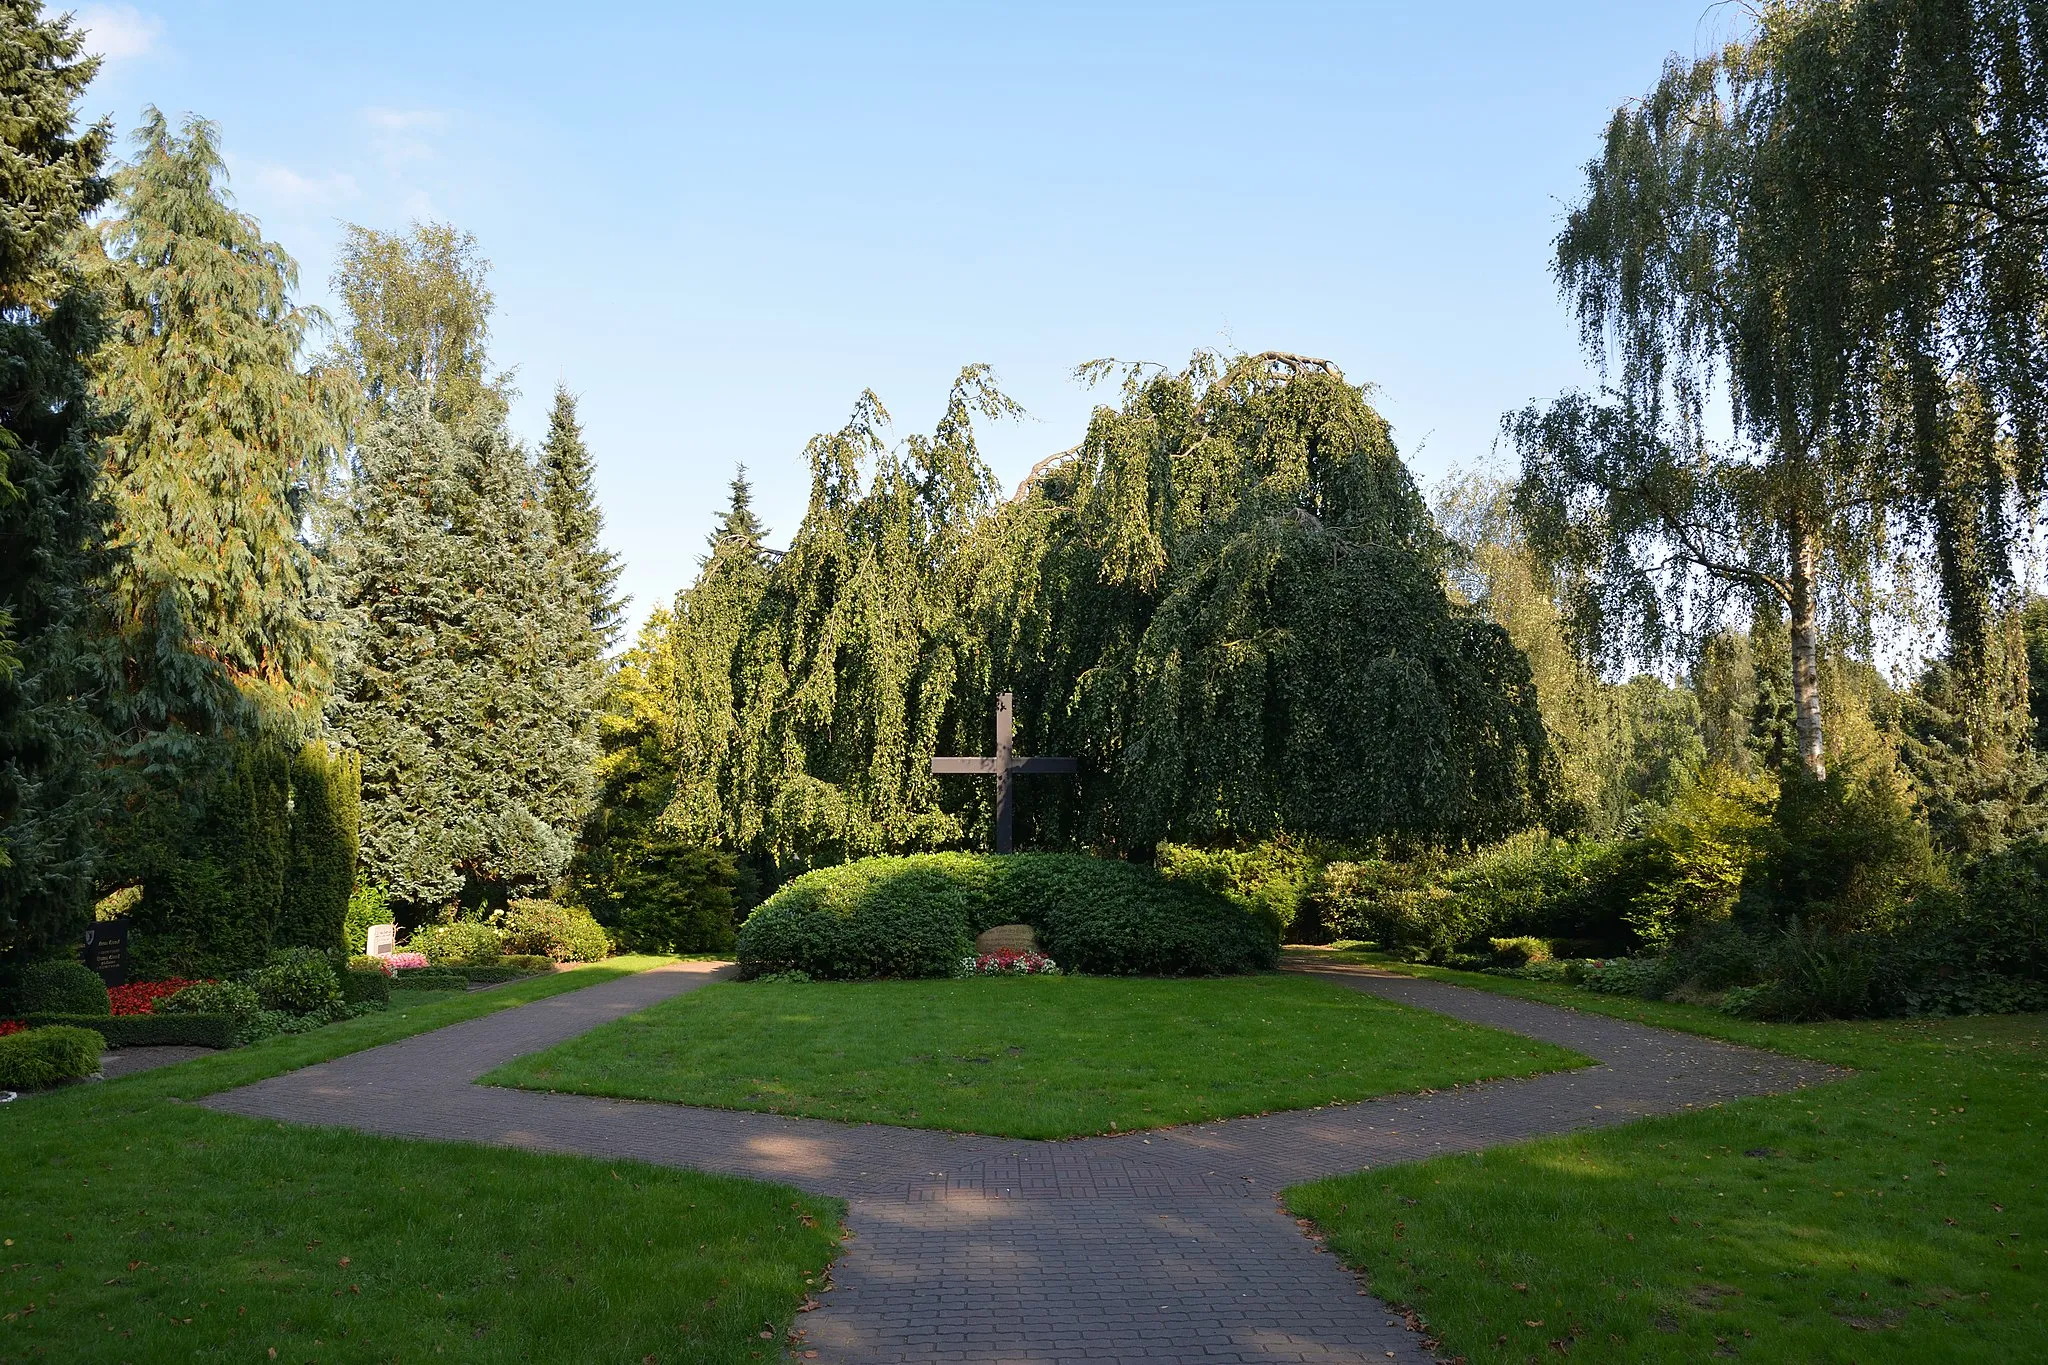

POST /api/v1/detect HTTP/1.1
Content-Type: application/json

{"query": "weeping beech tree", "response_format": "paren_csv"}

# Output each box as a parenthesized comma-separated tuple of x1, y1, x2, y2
(1510, 0, 2048, 779)
(612, 353, 1554, 877)
(960, 352, 1555, 851)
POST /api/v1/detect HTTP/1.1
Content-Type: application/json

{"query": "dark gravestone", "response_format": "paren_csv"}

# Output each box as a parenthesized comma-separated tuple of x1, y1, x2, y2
(931, 692, 1077, 855)
(83, 918, 130, 987)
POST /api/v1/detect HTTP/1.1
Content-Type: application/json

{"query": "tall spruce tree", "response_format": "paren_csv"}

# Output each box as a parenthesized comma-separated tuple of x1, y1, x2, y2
(86, 110, 353, 729)
(0, 1, 113, 962)
(538, 385, 622, 652)
(331, 392, 596, 912)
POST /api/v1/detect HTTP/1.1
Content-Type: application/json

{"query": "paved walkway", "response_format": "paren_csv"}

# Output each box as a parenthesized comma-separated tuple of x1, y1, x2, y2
(205, 961, 1840, 1364)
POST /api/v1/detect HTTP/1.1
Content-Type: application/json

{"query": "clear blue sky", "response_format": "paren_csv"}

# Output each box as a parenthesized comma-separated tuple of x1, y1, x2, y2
(76, 1, 1753, 636)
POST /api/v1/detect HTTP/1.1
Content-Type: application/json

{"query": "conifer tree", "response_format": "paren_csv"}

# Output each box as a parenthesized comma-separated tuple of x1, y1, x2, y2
(330, 393, 595, 912)
(538, 385, 622, 651)
(0, 1, 114, 962)
(573, 469, 767, 914)
(86, 110, 353, 728)
(277, 741, 360, 949)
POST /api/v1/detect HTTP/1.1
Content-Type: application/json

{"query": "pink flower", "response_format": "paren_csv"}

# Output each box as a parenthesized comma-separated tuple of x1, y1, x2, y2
(386, 952, 428, 971)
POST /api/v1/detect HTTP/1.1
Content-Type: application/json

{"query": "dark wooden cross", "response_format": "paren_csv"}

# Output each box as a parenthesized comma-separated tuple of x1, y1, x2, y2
(931, 691, 1077, 854)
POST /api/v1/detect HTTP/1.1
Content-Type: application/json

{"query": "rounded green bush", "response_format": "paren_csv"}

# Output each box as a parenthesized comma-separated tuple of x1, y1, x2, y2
(0, 1024, 105, 1090)
(411, 920, 503, 967)
(501, 899, 611, 962)
(17, 958, 111, 1016)
(249, 946, 343, 1015)
(159, 979, 259, 1022)
(736, 853, 1278, 980)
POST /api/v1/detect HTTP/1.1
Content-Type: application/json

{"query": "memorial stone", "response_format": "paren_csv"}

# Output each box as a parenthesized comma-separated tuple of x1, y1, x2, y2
(366, 924, 397, 957)
(83, 918, 130, 987)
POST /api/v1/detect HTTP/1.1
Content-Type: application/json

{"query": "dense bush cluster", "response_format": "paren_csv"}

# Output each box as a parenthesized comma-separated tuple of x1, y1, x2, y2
(736, 853, 1278, 980)
(501, 899, 612, 962)
(1317, 763, 2048, 1021)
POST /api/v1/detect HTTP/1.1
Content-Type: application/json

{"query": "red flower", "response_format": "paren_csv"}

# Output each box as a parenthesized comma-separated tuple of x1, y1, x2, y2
(107, 978, 209, 1016)
(0, 1020, 23, 1037)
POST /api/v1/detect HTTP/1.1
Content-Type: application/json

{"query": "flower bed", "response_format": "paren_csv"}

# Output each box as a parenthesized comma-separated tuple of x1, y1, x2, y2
(109, 978, 206, 1015)
(0, 1019, 22, 1037)
(385, 952, 428, 971)
(957, 948, 1061, 977)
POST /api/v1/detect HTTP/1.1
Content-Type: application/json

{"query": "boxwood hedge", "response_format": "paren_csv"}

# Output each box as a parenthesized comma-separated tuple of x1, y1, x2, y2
(735, 853, 1279, 980)
(17, 1013, 237, 1049)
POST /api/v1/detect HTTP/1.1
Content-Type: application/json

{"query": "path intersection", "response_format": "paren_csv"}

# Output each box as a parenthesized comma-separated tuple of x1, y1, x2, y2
(207, 961, 1839, 1363)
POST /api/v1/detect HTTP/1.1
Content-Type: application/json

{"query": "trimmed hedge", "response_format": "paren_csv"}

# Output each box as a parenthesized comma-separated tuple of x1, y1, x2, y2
(736, 853, 1279, 980)
(18, 1012, 237, 1049)
(17, 959, 111, 1016)
(340, 966, 390, 1006)
(387, 963, 545, 989)
(0, 1025, 105, 1089)
(389, 967, 471, 990)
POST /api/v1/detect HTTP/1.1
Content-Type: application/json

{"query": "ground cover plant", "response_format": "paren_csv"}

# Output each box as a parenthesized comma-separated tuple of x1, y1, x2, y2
(1284, 952, 2048, 1363)
(0, 959, 845, 1364)
(484, 973, 1587, 1139)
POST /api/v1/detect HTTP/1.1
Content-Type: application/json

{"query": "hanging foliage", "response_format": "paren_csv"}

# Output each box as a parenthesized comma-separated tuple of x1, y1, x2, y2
(607, 353, 1556, 877)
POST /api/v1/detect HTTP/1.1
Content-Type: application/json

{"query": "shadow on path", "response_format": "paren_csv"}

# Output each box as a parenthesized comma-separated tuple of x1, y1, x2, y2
(205, 959, 1842, 1364)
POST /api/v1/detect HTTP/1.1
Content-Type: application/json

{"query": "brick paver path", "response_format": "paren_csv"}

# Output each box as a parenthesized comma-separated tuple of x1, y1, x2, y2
(207, 960, 1840, 1363)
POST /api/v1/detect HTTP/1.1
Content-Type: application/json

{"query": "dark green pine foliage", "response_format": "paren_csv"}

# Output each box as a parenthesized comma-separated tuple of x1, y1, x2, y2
(130, 743, 290, 978)
(1896, 627, 2048, 858)
(0, 2, 113, 963)
(276, 742, 360, 949)
(538, 385, 623, 652)
(332, 393, 597, 913)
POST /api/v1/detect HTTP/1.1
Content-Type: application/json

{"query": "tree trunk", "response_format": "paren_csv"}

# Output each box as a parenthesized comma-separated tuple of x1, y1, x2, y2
(1785, 515, 1827, 779)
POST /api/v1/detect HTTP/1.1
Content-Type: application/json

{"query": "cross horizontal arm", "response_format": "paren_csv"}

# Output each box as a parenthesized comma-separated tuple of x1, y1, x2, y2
(931, 757, 1000, 774)
(1011, 757, 1078, 774)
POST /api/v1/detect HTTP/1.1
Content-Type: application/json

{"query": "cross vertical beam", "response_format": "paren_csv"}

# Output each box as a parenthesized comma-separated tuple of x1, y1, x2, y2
(930, 691, 1078, 854)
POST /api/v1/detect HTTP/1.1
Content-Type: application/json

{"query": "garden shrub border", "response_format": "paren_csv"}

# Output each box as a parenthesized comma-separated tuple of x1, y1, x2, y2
(736, 852, 1280, 980)
(17, 1012, 239, 1049)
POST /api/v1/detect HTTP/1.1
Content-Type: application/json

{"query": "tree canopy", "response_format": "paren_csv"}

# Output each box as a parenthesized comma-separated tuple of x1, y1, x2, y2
(605, 353, 1556, 884)
(1510, 0, 2048, 778)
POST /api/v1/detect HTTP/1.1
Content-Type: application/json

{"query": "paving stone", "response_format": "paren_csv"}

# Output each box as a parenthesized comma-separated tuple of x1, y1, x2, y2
(204, 959, 1842, 1363)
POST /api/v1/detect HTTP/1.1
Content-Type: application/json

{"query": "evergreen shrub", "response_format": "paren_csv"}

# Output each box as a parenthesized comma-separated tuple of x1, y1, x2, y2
(612, 836, 736, 953)
(15, 1013, 235, 1048)
(17, 959, 110, 1016)
(341, 882, 390, 957)
(1156, 839, 1319, 941)
(0, 1025, 103, 1090)
(158, 979, 259, 1024)
(411, 920, 502, 966)
(501, 899, 612, 962)
(499, 954, 553, 973)
(248, 946, 342, 1014)
(340, 966, 390, 1006)
(388, 967, 470, 990)
(736, 853, 1278, 980)
(277, 743, 361, 951)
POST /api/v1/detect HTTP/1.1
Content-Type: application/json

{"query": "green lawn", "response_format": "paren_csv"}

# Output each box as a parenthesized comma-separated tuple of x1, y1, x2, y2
(1, 958, 844, 1365)
(1284, 952, 2048, 1364)
(482, 973, 1590, 1139)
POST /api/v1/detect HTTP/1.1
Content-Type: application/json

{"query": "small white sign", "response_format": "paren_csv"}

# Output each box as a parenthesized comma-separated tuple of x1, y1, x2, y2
(366, 924, 397, 957)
